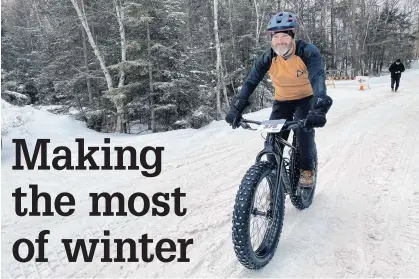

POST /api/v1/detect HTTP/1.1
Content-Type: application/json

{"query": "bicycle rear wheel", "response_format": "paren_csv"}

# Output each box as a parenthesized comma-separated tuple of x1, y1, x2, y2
(289, 135, 318, 210)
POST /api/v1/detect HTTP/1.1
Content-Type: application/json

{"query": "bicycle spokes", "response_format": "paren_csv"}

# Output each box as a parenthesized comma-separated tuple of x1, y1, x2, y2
(249, 177, 271, 250)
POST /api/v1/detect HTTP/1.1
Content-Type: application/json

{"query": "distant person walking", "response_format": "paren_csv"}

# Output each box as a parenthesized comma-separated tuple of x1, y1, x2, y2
(388, 59, 405, 92)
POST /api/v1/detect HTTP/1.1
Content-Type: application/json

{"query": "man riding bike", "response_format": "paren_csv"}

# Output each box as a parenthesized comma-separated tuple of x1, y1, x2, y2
(225, 11, 333, 188)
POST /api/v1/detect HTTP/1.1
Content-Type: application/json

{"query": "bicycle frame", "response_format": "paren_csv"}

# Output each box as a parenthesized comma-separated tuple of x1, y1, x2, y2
(239, 118, 305, 197)
(256, 132, 295, 196)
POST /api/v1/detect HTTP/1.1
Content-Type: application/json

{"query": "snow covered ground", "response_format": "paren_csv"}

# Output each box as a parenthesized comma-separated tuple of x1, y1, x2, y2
(2, 62, 419, 278)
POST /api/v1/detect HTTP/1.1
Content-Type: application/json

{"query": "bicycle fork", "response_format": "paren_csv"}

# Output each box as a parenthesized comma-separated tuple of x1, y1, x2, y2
(254, 133, 296, 224)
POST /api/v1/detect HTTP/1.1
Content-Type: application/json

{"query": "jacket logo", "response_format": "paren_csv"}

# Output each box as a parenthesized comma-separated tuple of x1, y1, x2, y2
(297, 70, 304, 77)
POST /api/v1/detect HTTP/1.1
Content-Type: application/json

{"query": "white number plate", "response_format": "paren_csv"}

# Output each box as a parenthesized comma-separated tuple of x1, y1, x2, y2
(257, 119, 286, 133)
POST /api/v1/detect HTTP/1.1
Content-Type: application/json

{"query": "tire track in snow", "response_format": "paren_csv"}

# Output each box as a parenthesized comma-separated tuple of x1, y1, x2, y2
(393, 99, 419, 277)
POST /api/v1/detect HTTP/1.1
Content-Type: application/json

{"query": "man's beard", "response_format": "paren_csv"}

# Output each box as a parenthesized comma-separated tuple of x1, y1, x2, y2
(273, 43, 292, 56)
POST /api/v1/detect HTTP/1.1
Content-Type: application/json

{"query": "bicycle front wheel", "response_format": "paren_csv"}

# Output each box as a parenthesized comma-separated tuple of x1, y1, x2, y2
(232, 161, 285, 270)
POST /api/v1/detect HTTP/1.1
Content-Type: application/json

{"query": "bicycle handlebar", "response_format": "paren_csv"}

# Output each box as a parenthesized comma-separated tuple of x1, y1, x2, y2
(238, 118, 307, 131)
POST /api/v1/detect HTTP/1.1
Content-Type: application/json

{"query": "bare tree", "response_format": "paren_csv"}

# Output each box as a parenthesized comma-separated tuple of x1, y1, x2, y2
(253, 0, 268, 50)
(70, 0, 113, 90)
(351, 0, 358, 74)
(213, 0, 222, 119)
(81, 26, 93, 104)
(113, 0, 126, 88)
(146, 21, 156, 132)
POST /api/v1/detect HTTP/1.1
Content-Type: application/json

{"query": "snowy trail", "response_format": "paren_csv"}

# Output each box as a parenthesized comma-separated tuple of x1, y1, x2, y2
(2, 67, 419, 278)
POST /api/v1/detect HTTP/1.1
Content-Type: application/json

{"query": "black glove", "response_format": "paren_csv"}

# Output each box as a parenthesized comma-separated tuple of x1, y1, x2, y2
(304, 95, 333, 129)
(313, 95, 333, 113)
(225, 97, 250, 129)
(304, 109, 326, 129)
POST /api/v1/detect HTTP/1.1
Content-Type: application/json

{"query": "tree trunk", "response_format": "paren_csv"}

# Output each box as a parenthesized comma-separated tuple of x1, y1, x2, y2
(113, 0, 127, 133)
(113, 0, 126, 88)
(417, 17, 419, 58)
(322, 0, 327, 43)
(81, 25, 93, 105)
(378, 4, 392, 74)
(253, 0, 260, 50)
(213, 0, 221, 120)
(207, 1, 215, 74)
(252, 0, 268, 52)
(70, 0, 113, 90)
(351, 0, 358, 75)
(186, 0, 192, 47)
(360, 0, 366, 74)
(221, 53, 229, 108)
(228, 0, 237, 63)
(29, 0, 43, 30)
(312, 2, 316, 40)
(147, 22, 156, 133)
(75, 0, 124, 132)
(331, 0, 336, 68)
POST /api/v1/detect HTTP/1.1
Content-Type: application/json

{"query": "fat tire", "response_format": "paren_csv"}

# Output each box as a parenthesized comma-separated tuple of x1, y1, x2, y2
(232, 161, 285, 270)
(289, 141, 318, 210)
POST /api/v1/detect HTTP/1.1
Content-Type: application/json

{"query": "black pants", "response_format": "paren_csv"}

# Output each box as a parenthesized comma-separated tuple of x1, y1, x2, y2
(391, 75, 401, 91)
(268, 96, 316, 170)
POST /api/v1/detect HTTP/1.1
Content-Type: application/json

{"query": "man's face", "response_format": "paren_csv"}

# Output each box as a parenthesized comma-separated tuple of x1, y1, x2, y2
(396, 62, 400, 65)
(271, 32, 293, 56)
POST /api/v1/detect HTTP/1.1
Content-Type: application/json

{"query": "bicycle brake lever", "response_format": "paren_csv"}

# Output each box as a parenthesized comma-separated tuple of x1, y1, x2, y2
(288, 120, 307, 130)
(286, 124, 299, 130)
(240, 122, 251, 129)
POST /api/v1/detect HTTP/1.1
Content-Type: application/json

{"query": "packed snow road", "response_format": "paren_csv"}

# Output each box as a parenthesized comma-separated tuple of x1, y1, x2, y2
(2, 67, 419, 277)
